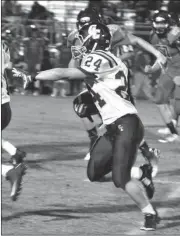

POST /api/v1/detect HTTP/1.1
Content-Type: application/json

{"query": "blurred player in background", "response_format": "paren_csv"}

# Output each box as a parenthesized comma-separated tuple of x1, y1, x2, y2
(68, 7, 166, 167)
(149, 10, 180, 142)
(1, 41, 27, 201)
(34, 22, 165, 230)
(22, 24, 44, 96)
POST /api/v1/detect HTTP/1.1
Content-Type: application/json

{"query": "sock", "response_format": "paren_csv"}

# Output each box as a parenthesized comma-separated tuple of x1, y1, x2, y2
(142, 204, 156, 215)
(2, 164, 13, 177)
(131, 167, 143, 179)
(2, 140, 17, 156)
(166, 121, 178, 135)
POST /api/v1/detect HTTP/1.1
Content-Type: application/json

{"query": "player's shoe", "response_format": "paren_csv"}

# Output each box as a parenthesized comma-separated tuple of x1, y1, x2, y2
(158, 127, 171, 135)
(158, 134, 180, 143)
(141, 211, 161, 231)
(141, 147, 160, 178)
(10, 149, 26, 165)
(158, 120, 177, 135)
(140, 164, 155, 199)
(6, 163, 27, 201)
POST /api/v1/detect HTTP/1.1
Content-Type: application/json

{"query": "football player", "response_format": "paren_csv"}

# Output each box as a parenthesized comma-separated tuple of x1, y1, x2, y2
(1, 41, 27, 201)
(148, 10, 180, 142)
(68, 8, 165, 167)
(34, 23, 165, 230)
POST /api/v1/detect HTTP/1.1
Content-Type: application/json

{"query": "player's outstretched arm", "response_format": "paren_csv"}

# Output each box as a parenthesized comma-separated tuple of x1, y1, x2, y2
(129, 34, 167, 72)
(35, 68, 87, 81)
(129, 34, 165, 59)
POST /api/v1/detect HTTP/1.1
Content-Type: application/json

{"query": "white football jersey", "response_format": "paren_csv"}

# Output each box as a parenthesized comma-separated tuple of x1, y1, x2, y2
(80, 50, 137, 125)
(1, 42, 10, 104)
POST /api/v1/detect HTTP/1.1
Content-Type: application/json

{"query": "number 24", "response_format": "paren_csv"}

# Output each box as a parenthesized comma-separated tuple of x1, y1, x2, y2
(84, 56, 102, 71)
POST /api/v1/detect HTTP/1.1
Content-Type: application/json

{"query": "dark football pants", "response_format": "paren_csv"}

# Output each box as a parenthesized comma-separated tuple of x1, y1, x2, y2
(1, 102, 12, 131)
(87, 114, 144, 189)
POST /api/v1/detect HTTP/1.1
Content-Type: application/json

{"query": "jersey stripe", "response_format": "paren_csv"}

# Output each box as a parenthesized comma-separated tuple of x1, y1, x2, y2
(91, 50, 118, 68)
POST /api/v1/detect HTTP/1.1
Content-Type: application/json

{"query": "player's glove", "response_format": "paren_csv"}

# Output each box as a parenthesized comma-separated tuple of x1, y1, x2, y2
(74, 103, 89, 118)
(144, 52, 167, 74)
(12, 68, 32, 89)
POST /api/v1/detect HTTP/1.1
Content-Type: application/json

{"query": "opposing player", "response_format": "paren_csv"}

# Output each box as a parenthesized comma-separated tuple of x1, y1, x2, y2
(148, 10, 180, 142)
(1, 41, 27, 201)
(69, 8, 166, 167)
(34, 23, 167, 230)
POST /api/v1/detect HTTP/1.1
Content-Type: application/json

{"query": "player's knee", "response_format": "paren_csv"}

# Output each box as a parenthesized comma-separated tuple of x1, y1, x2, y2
(113, 177, 126, 189)
(112, 171, 130, 190)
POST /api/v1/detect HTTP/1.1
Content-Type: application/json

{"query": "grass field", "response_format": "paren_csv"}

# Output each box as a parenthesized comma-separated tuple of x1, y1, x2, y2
(2, 94, 180, 235)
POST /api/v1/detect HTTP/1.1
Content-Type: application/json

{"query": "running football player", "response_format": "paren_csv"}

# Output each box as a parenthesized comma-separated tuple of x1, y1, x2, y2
(1, 41, 27, 201)
(148, 10, 180, 142)
(34, 23, 165, 230)
(68, 8, 166, 166)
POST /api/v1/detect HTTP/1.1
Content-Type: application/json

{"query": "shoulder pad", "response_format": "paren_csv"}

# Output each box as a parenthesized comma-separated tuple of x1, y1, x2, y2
(168, 26, 180, 44)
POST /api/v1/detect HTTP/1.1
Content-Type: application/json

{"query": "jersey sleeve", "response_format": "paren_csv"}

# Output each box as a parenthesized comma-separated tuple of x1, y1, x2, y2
(167, 26, 180, 45)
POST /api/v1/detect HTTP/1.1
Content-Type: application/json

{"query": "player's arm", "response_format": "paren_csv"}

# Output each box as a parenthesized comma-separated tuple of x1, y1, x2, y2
(168, 26, 180, 45)
(35, 68, 89, 81)
(128, 34, 167, 72)
(128, 34, 164, 59)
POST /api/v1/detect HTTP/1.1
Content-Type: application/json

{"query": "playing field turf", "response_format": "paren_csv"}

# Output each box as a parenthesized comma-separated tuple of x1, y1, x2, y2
(2, 94, 180, 235)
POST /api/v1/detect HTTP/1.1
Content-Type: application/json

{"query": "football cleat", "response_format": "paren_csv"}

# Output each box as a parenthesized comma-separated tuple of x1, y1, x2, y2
(158, 127, 171, 135)
(6, 163, 27, 201)
(158, 134, 180, 143)
(10, 149, 26, 165)
(158, 120, 177, 135)
(141, 211, 161, 231)
(140, 164, 155, 199)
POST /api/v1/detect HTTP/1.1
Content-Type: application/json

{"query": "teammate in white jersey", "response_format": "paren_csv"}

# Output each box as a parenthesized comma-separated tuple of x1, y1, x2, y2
(33, 23, 166, 230)
(1, 41, 27, 201)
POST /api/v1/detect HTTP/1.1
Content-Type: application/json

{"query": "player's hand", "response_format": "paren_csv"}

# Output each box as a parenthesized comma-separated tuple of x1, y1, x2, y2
(144, 65, 153, 73)
(23, 75, 32, 89)
(12, 68, 32, 89)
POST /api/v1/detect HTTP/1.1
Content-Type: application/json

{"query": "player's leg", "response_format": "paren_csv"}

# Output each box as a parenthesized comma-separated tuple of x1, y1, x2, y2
(112, 114, 159, 230)
(2, 163, 27, 201)
(153, 72, 179, 142)
(131, 71, 144, 98)
(73, 90, 102, 159)
(87, 133, 113, 181)
(1, 102, 26, 164)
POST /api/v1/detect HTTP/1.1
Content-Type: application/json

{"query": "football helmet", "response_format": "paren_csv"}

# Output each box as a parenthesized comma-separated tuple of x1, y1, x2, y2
(152, 10, 171, 35)
(76, 8, 102, 30)
(71, 22, 111, 59)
